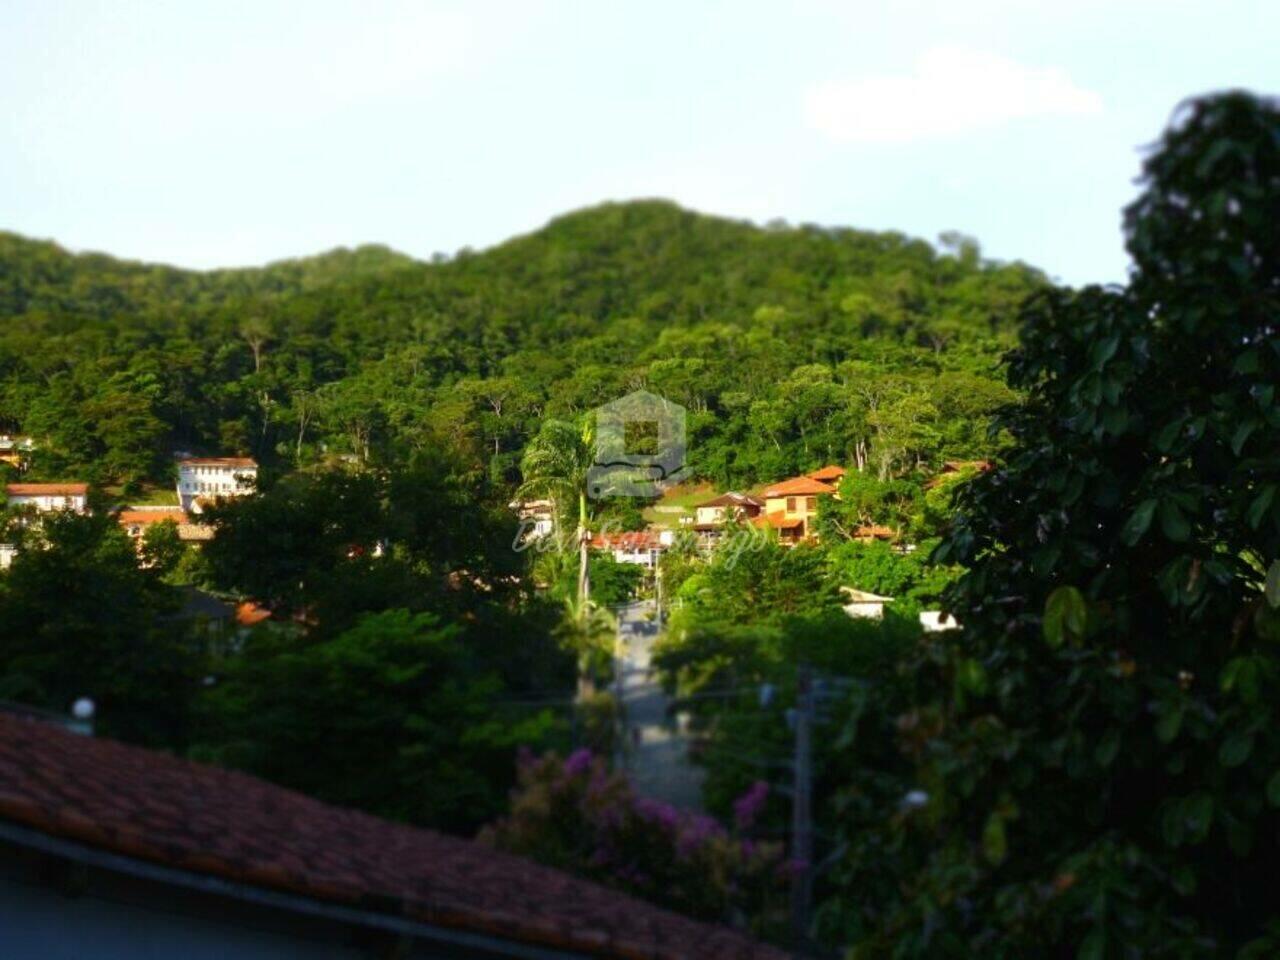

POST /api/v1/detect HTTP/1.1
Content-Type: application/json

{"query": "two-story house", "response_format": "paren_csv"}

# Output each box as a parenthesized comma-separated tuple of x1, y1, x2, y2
(5, 483, 89, 514)
(757, 475, 837, 541)
(176, 458, 258, 512)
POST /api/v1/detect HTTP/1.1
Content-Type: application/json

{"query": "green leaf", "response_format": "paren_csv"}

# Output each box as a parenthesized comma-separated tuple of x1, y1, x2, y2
(1077, 929, 1105, 960)
(1044, 586, 1088, 648)
(1090, 334, 1120, 369)
(1266, 561, 1280, 609)
(1155, 704, 1183, 743)
(1234, 347, 1260, 374)
(1219, 731, 1254, 768)
(1266, 771, 1280, 808)
(981, 812, 1007, 865)
(956, 658, 988, 695)
(1121, 499, 1158, 546)
(1159, 499, 1191, 542)
(1154, 418, 1184, 452)
(1094, 728, 1120, 767)
(1247, 486, 1275, 530)
(1170, 864, 1196, 896)
(1184, 792, 1214, 842)
(1232, 420, 1257, 456)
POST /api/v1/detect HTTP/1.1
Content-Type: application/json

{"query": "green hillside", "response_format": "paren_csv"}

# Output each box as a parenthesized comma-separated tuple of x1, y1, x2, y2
(0, 201, 1045, 489)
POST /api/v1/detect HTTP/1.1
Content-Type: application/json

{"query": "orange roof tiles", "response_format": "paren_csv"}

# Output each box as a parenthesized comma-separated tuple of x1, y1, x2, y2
(762, 476, 836, 497)
(805, 465, 846, 482)
(235, 601, 272, 627)
(6, 483, 88, 496)
(118, 509, 189, 526)
(590, 531, 663, 550)
(0, 712, 785, 960)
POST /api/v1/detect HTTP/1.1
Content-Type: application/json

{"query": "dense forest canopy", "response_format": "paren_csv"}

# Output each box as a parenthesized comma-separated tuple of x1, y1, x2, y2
(0, 201, 1044, 491)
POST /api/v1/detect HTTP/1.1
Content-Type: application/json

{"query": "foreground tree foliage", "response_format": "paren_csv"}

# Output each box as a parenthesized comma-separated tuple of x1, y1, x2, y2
(0, 512, 196, 746)
(825, 92, 1280, 956)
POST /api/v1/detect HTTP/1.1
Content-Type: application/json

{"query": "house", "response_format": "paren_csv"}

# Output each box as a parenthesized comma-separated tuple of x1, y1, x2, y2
(841, 587, 895, 620)
(0, 436, 34, 470)
(5, 483, 88, 514)
(750, 511, 806, 544)
(176, 457, 257, 512)
(118, 507, 188, 539)
(693, 491, 764, 527)
(691, 491, 764, 545)
(510, 498, 555, 540)
(118, 507, 214, 545)
(919, 610, 961, 632)
(924, 459, 994, 489)
(0, 710, 783, 960)
(760, 475, 837, 540)
(589, 530, 666, 567)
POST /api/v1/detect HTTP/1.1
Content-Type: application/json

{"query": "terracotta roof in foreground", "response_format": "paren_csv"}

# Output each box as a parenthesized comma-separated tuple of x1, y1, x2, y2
(6, 483, 88, 496)
(0, 713, 784, 960)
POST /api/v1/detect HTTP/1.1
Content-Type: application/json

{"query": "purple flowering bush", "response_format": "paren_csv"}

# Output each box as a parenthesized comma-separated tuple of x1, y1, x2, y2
(481, 749, 787, 932)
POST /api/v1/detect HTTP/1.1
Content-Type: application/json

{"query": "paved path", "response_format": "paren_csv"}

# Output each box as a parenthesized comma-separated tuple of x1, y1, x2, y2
(614, 599, 704, 811)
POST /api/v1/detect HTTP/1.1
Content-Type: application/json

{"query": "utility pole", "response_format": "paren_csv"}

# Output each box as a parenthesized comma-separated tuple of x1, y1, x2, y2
(791, 665, 814, 946)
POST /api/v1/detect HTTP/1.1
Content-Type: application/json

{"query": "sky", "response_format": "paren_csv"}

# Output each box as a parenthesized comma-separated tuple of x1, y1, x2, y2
(2, 0, 1277, 286)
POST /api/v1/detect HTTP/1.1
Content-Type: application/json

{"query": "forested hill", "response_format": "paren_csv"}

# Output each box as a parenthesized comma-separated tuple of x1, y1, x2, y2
(0, 200, 1048, 490)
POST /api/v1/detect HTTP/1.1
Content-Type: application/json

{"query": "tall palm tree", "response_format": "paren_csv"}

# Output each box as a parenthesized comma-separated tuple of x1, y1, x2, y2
(517, 418, 595, 603)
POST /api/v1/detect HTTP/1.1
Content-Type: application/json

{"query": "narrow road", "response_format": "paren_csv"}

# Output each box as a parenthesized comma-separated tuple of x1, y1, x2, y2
(614, 599, 704, 810)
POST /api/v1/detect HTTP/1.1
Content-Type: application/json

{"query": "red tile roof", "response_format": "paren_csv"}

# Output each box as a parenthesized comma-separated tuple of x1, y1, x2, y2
(6, 483, 88, 496)
(118, 509, 189, 526)
(235, 601, 272, 627)
(805, 465, 846, 482)
(0, 712, 784, 960)
(589, 530, 664, 550)
(762, 476, 835, 497)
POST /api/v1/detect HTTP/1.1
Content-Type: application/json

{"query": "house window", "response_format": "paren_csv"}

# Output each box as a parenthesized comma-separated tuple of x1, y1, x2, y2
(787, 497, 797, 513)
(806, 497, 817, 512)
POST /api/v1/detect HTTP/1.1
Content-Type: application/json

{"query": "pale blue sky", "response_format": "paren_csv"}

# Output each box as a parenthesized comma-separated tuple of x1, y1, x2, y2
(2, 0, 1276, 285)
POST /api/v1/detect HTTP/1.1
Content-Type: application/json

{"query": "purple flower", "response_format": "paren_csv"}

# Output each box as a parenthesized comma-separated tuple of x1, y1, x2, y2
(563, 747, 594, 778)
(733, 780, 769, 830)
(633, 797, 679, 830)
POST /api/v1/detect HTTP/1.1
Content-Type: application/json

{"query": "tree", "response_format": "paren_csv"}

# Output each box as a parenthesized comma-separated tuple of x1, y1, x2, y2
(827, 92, 1280, 957)
(0, 512, 197, 746)
(192, 609, 560, 832)
(519, 418, 595, 604)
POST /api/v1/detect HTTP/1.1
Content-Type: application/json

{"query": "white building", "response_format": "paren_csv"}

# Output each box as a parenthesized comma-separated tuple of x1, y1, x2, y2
(841, 587, 894, 620)
(5, 483, 88, 514)
(176, 458, 258, 512)
(510, 498, 555, 541)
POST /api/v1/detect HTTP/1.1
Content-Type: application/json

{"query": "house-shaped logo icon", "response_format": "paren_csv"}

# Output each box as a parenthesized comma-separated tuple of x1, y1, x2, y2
(587, 390, 688, 499)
